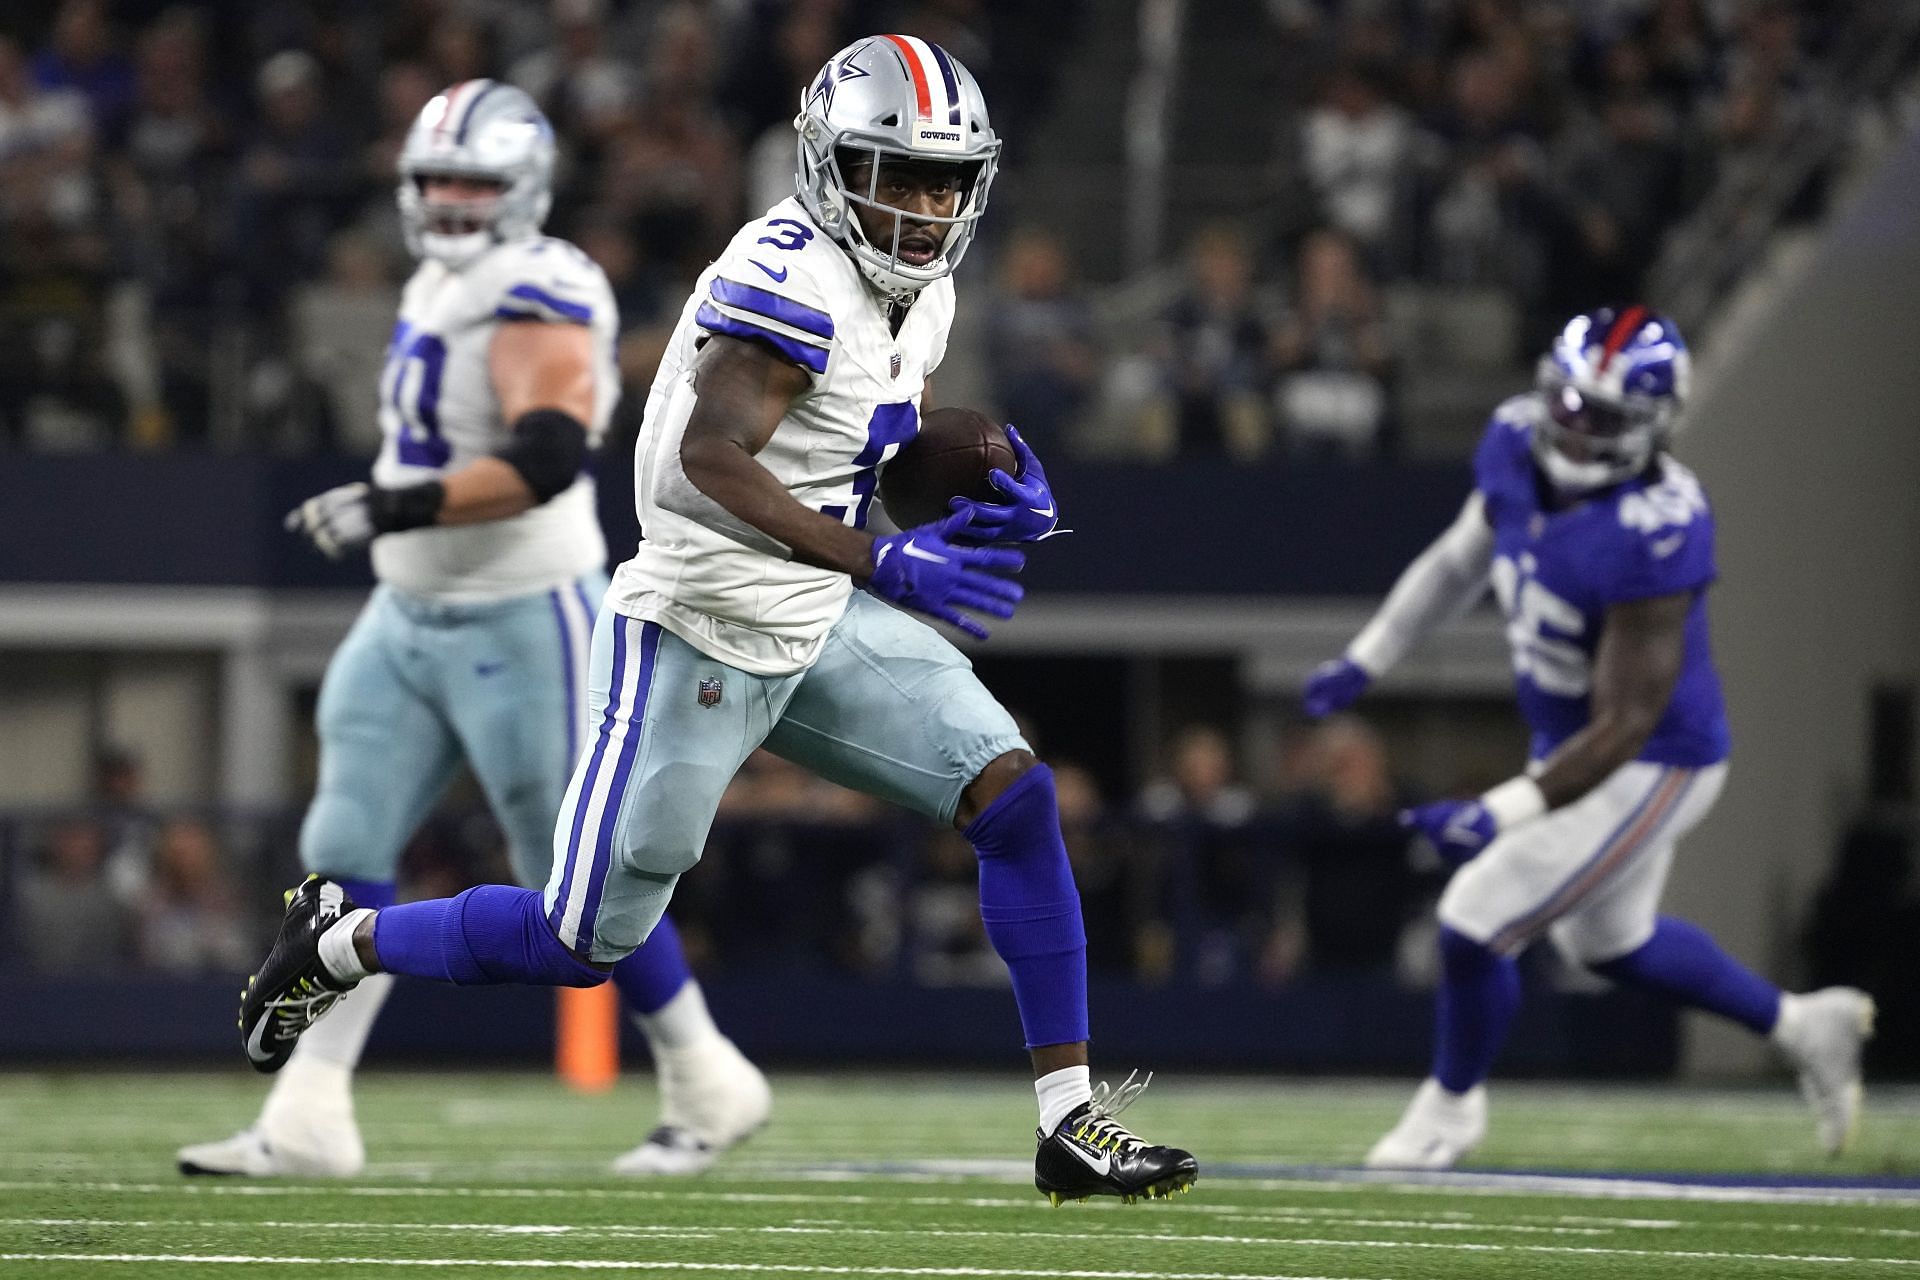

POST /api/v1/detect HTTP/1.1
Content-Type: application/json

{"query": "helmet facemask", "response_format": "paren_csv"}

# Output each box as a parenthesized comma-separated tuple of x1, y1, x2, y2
(401, 171, 512, 267)
(837, 143, 989, 296)
(1532, 362, 1676, 492)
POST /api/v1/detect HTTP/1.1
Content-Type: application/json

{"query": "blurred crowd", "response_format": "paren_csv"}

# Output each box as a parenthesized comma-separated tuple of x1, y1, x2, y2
(0, 0, 1882, 459)
(9, 711, 1911, 1033)
(8, 749, 264, 974)
(3, 717, 1451, 990)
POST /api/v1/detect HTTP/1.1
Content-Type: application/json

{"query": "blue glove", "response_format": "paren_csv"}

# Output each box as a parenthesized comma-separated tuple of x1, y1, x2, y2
(1302, 657, 1371, 718)
(945, 424, 1060, 543)
(1400, 799, 1498, 866)
(866, 511, 1027, 639)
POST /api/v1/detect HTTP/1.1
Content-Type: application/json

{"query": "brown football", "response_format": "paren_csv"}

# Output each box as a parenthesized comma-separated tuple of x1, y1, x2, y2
(879, 406, 1016, 529)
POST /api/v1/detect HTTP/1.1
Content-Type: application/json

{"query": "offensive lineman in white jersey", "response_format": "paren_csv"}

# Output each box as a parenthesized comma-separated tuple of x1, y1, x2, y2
(238, 38, 1200, 1205)
(183, 81, 768, 1179)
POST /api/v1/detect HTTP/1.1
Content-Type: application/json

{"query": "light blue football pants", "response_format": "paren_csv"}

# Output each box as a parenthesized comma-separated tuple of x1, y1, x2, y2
(301, 573, 607, 890)
(544, 591, 1029, 963)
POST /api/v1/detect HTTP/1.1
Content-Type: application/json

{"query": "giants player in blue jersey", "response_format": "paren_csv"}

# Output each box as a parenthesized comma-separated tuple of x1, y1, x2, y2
(181, 82, 766, 1179)
(232, 37, 1197, 1204)
(1304, 307, 1875, 1168)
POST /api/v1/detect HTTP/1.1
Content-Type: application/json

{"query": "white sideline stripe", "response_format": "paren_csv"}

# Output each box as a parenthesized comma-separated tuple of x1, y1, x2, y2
(0, 1257, 1365, 1280)
(1246, 1239, 1920, 1267)
(0, 1217, 1617, 1243)
(4, 1175, 1919, 1210)
(10, 1218, 1920, 1268)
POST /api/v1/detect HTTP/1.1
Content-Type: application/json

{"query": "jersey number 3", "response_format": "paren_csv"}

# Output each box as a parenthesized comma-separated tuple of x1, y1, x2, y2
(822, 402, 918, 529)
(384, 320, 450, 468)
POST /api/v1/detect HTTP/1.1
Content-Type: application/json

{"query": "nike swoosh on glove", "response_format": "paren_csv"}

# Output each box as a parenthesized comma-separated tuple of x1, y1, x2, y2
(945, 424, 1060, 543)
(285, 482, 376, 559)
(1302, 657, 1371, 718)
(865, 511, 1026, 639)
(1400, 799, 1498, 866)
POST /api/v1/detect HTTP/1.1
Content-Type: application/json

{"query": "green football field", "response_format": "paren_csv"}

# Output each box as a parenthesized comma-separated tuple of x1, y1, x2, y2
(3, 1070, 1918, 1278)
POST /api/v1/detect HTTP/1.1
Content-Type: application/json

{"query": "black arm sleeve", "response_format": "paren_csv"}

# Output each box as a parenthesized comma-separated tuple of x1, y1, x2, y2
(495, 407, 589, 503)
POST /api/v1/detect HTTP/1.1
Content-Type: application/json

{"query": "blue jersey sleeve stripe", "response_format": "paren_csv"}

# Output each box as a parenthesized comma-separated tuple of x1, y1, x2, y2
(709, 277, 835, 340)
(503, 283, 594, 324)
(696, 303, 829, 375)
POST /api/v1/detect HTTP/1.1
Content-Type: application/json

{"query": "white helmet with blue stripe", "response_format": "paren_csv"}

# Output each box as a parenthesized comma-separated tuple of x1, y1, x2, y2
(1533, 306, 1693, 491)
(398, 79, 556, 268)
(795, 35, 1001, 300)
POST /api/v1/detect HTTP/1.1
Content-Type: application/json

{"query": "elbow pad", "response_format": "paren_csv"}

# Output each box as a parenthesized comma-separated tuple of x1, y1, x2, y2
(495, 408, 589, 503)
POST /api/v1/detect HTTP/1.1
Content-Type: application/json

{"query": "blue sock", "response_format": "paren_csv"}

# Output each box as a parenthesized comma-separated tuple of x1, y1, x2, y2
(333, 878, 396, 911)
(1432, 926, 1521, 1093)
(964, 764, 1089, 1048)
(1589, 915, 1780, 1034)
(611, 914, 692, 1015)
(373, 885, 606, 987)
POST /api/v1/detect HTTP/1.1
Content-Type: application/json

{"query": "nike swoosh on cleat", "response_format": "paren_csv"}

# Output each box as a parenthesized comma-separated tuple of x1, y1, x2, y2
(751, 260, 788, 283)
(1063, 1142, 1112, 1177)
(901, 540, 949, 563)
(243, 1012, 279, 1065)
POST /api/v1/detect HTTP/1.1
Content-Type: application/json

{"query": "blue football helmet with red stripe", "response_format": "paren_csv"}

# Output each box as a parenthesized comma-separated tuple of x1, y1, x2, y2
(795, 35, 1001, 300)
(398, 80, 555, 268)
(1533, 306, 1692, 491)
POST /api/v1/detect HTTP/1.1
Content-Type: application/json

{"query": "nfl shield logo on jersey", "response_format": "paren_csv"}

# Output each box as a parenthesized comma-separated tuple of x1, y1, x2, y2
(697, 676, 723, 708)
(889, 352, 901, 379)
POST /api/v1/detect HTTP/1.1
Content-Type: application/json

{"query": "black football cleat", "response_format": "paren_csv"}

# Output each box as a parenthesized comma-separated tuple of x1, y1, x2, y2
(239, 875, 359, 1074)
(1034, 1072, 1198, 1205)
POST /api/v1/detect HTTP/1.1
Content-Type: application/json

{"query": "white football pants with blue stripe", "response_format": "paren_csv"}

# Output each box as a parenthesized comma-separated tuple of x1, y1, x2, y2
(545, 591, 1028, 963)
(303, 575, 606, 890)
(1439, 760, 1728, 962)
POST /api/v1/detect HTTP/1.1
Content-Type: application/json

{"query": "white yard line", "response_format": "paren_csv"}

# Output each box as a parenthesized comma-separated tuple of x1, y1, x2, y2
(0, 1256, 1372, 1280)
(6, 1173, 1920, 1210)
(0, 1216, 1612, 1244)
(1246, 1238, 1920, 1267)
(10, 1213, 1920, 1261)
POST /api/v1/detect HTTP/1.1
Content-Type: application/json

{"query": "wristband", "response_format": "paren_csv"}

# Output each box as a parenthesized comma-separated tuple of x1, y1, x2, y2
(368, 481, 446, 533)
(1481, 776, 1548, 831)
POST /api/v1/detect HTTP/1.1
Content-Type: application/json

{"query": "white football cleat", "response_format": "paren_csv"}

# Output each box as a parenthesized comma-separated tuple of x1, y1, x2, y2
(612, 1036, 771, 1176)
(1774, 986, 1876, 1155)
(1364, 1078, 1487, 1170)
(177, 1059, 365, 1178)
(176, 1116, 364, 1178)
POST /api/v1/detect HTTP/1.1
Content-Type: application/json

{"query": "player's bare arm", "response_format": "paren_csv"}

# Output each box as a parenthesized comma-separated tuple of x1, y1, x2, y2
(1531, 589, 1692, 805)
(1304, 492, 1495, 717)
(425, 321, 598, 526)
(678, 334, 879, 577)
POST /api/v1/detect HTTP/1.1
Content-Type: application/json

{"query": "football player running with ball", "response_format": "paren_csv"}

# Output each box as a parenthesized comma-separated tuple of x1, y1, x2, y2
(185, 81, 768, 1180)
(235, 38, 1197, 1205)
(1304, 307, 1874, 1169)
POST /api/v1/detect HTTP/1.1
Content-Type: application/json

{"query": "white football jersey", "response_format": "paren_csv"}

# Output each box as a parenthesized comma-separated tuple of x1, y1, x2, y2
(607, 198, 954, 675)
(370, 235, 620, 602)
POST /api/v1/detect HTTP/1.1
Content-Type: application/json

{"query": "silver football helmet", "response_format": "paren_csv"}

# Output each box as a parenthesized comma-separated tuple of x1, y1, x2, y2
(795, 35, 1001, 300)
(397, 79, 555, 268)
